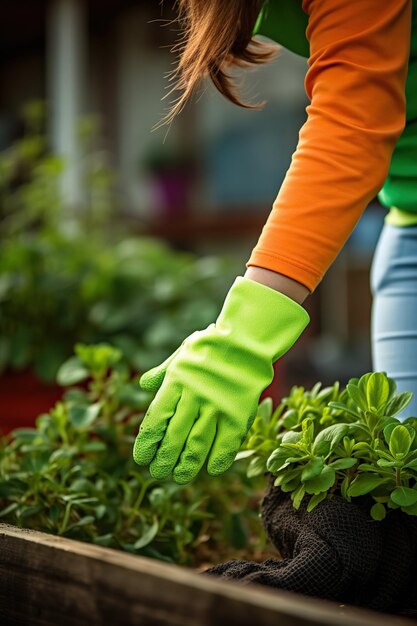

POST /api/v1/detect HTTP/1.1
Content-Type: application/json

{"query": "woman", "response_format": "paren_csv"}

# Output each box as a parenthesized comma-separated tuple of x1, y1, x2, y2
(133, 0, 417, 485)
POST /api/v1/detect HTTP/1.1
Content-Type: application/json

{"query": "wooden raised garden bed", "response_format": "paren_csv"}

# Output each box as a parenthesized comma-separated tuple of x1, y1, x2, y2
(0, 524, 412, 626)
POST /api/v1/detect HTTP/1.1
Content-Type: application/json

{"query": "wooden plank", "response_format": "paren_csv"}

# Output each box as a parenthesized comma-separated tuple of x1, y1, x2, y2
(0, 523, 411, 626)
(126, 210, 271, 244)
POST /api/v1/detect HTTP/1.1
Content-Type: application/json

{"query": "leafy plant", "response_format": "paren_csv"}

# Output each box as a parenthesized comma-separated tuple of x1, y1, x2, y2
(237, 372, 417, 521)
(142, 143, 195, 175)
(0, 103, 237, 380)
(0, 344, 265, 566)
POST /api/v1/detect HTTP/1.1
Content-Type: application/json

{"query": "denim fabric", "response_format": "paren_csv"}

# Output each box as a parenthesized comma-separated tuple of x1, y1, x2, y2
(371, 223, 417, 420)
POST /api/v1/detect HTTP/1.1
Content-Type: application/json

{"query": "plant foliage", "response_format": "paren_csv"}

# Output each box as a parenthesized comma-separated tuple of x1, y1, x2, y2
(237, 373, 417, 520)
(0, 344, 264, 565)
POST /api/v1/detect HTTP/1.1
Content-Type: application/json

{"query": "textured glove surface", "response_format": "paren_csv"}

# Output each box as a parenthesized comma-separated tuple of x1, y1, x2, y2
(203, 473, 417, 616)
(133, 277, 309, 484)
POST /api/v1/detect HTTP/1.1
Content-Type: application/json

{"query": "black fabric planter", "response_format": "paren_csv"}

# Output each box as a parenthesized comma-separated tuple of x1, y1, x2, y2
(202, 473, 417, 618)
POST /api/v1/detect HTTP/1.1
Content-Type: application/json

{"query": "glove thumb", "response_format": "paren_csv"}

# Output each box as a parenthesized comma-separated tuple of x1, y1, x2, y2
(139, 331, 201, 392)
(139, 345, 181, 392)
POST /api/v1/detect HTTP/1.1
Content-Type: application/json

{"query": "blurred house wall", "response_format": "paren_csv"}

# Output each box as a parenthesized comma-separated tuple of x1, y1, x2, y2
(0, 0, 309, 216)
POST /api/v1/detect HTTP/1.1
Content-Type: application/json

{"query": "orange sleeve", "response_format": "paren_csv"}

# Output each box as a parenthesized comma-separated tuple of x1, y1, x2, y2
(246, 0, 412, 292)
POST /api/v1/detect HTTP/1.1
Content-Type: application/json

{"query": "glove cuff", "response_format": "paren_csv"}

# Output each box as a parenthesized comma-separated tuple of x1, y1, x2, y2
(216, 276, 310, 362)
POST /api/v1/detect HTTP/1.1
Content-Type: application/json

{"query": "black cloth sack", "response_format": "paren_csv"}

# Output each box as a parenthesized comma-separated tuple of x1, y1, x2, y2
(202, 473, 417, 616)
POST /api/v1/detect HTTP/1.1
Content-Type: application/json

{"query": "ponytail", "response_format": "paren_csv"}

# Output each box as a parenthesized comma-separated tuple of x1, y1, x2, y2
(155, 0, 278, 129)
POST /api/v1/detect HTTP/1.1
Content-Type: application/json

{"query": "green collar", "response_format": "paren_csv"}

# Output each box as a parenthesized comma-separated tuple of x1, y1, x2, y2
(252, 0, 310, 58)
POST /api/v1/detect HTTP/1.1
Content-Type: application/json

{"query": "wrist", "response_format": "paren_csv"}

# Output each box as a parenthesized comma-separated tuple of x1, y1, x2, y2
(244, 266, 310, 305)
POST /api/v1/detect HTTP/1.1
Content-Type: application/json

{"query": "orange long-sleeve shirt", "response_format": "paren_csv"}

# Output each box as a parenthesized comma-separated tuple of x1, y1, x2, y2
(247, 0, 412, 292)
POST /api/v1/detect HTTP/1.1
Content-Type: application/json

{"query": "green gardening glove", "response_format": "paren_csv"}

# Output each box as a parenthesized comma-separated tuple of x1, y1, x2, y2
(133, 276, 310, 484)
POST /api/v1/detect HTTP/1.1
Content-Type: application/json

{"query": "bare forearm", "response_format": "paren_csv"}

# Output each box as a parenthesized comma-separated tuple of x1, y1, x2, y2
(244, 266, 309, 304)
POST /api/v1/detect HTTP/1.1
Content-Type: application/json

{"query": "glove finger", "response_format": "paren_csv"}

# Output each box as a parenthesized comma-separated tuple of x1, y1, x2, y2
(133, 378, 181, 466)
(140, 331, 202, 392)
(172, 411, 217, 484)
(149, 389, 198, 480)
(207, 413, 254, 476)
(139, 345, 182, 392)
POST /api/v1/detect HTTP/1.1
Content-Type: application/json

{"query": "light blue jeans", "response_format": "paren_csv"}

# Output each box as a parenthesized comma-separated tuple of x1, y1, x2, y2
(371, 223, 417, 420)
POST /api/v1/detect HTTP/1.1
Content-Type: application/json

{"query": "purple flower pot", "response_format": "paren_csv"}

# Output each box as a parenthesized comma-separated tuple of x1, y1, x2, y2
(150, 170, 192, 218)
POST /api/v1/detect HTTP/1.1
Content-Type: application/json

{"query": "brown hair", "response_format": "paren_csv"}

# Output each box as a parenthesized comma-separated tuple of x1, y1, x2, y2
(155, 0, 279, 130)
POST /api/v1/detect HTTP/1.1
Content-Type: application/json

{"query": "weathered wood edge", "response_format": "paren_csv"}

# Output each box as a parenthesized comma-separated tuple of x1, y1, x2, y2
(0, 523, 411, 626)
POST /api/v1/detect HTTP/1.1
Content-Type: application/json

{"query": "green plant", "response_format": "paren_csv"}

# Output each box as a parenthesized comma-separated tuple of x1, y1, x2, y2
(237, 372, 417, 521)
(0, 103, 237, 380)
(0, 344, 265, 566)
(0, 232, 235, 380)
(142, 144, 195, 175)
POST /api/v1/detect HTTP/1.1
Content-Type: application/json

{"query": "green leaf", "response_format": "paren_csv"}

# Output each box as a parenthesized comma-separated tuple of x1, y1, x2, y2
(301, 457, 324, 482)
(116, 385, 151, 410)
(282, 409, 299, 429)
(68, 402, 101, 428)
(301, 418, 314, 446)
(247, 456, 266, 478)
(79, 440, 107, 453)
(95, 505, 107, 520)
(303, 465, 336, 495)
(328, 402, 361, 419)
(281, 430, 301, 444)
(370, 502, 386, 520)
(352, 441, 373, 453)
(383, 420, 401, 445)
(329, 457, 357, 470)
(235, 450, 256, 461)
(385, 392, 413, 418)
(312, 424, 349, 457)
(291, 484, 306, 510)
(310, 382, 322, 397)
(342, 436, 354, 457)
(134, 518, 159, 550)
(306, 491, 327, 512)
(93, 534, 114, 547)
(374, 448, 394, 462)
(0, 502, 19, 518)
(365, 372, 391, 412)
(340, 475, 349, 499)
(387, 498, 400, 509)
(390, 486, 417, 507)
(376, 459, 397, 468)
(19, 505, 43, 520)
(280, 477, 301, 492)
(12, 429, 39, 443)
(401, 500, 417, 515)
(404, 448, 417, 461)
(282, 455, 309, 464)
(388, 425, 412, 459)
(57, 356, 89, 386)
(346, 383, 367, 412)
(347, 474, 386, 497)
(357, 372, 373, 400)
(66, 515, 95, 532)
(275, 468, 300, 490)
(258, 397, 273, 424)
(267, 448, 292, 473)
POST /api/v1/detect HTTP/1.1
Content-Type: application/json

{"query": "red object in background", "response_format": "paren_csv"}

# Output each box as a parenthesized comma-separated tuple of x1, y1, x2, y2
(0, 362, 284, 436)
(0, 370, 64, 435)
(260, 360, 285, 406)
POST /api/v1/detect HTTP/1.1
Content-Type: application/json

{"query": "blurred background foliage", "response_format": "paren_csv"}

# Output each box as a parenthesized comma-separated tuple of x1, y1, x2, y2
(0, 103, 237, 382)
